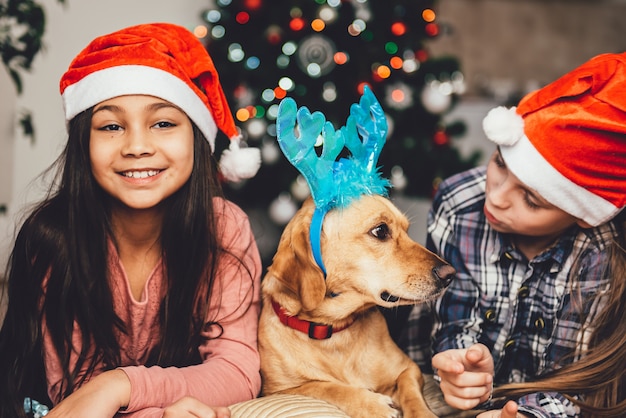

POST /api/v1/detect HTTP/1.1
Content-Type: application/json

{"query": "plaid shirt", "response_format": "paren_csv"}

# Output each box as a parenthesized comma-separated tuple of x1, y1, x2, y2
(400, 166, 617, 418)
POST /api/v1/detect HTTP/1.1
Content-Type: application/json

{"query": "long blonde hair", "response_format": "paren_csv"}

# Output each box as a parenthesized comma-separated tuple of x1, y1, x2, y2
(494, 214, 626, 417)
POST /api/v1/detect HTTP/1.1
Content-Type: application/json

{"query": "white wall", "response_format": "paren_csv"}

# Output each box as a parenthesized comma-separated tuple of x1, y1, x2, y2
(0, 0, 206, 273)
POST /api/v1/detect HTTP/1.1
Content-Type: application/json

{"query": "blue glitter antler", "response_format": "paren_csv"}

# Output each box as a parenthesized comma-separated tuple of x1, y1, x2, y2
(276, 85, 390, 213)
(276, 86, 391, 276)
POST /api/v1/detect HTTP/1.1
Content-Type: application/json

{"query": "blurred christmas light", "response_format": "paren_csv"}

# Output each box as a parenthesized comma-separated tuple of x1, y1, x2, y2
(261, 137, 281, 164)
(244, 0, 261, 10)
(269, 193, 297, 225)
(402, 58, 419, 73)
(322, 82, 337, 102)
(334, 51, 348, 65)
(390, 56, 403, 69)
(247, 118, 266, 138)
(357, 81, 370, 95)
(307, 63, 322, 77)
(433, 128, 449, 146)
(422, 9, 436, 22)
(236, 11, 250, 24)
(385, 42, 399, 54)
(282, 41, 297, 55)
(245, 56, 260, 70)
(236, 108, 250, 122)
(261, 88, 275, 102)
(266, 25, 282, 44)
(425, 22, 439, 36)
(204, 10, 221, 23)
(273, 86, 287, 99)
(267, 104, 279, 119)
(319, 6, 337, 22)
(391, 165, 408, 191)
(311, 18, 325, 32)
(347, 25, 360, 36)
(194, 25, 208, 38)
(376, 64, 391, 79)
(290, 17, 306, 31)
(211, 25, 225, 39)
(391, 89, 405, 102)
(391, 22, 406, 36)
(278, 77, 294, 91)
(254, 105, 266, 118)
(276, 55, 290, 68)
(291, 175, 311, 201)
(385, 82, 413, 110)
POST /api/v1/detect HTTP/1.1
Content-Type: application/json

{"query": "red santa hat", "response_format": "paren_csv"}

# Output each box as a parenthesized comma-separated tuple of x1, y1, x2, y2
(59, 22, 260, 182)
(482, 52, 626, 227)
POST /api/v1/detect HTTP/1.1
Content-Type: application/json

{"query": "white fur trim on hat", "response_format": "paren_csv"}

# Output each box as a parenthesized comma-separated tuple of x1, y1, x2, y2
(61, 65, 219, 150)
(219, 136, 262, 182)
(482, 106, 525, 146)
(500, 134, 620, 226)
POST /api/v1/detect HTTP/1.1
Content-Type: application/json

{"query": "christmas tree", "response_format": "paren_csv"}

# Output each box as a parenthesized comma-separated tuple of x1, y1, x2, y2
(201, 0, 480, 224)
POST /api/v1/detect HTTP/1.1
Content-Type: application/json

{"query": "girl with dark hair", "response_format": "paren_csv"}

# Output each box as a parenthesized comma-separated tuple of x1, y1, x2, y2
(0, 22, 262, 417)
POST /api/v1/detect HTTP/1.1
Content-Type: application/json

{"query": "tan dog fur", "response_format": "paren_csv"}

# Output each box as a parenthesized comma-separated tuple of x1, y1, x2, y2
(259, 195, 454, 418)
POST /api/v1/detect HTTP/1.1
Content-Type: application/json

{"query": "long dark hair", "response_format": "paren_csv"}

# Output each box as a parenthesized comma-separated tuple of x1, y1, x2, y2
(494, 211, 626, 417)
(0, 107, 239, 416)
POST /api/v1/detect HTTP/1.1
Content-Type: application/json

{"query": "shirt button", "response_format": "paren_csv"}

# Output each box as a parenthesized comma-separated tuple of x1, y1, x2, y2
(518, 286, 529, 298)
(534, 317, 545, 330)
(485, 309, 497, 322)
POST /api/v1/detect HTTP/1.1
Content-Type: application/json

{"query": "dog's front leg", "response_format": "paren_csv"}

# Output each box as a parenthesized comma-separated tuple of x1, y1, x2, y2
(394, 362, 437, 418)
(280, 381, 401, 418)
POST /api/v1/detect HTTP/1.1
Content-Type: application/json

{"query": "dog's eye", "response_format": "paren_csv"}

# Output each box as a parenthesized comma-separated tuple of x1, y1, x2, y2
(370, 223, 391, 240)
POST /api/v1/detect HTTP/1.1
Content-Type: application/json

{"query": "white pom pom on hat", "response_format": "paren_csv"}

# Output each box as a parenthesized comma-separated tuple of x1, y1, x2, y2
(219, 136, 262, 182)
(482, 106, 525, 146)
(60, 22, 260, 182)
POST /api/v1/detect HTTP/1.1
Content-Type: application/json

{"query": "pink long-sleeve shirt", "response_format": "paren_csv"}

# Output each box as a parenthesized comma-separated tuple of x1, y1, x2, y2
(42, 198, 262, 417)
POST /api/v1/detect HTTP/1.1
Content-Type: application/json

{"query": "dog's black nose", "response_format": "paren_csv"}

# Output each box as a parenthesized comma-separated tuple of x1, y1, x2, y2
(433, 264, 455, 286)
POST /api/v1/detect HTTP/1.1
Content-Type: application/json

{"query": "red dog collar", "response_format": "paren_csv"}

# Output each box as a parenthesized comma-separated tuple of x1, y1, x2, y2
(271, 300, 352, 340)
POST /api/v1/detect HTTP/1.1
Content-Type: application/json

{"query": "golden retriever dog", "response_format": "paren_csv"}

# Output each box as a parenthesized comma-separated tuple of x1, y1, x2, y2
(258, 194, 455, 418)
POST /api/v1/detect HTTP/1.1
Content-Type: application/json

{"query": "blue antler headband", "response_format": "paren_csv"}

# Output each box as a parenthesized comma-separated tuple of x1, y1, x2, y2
(276, 85, 391, 275)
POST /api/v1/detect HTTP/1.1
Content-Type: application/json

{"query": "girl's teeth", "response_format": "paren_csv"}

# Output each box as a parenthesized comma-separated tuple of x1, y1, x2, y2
(124, 170, 159, 178)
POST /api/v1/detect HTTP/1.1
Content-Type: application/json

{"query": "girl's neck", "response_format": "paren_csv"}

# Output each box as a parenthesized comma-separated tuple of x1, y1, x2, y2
(511, 232, 561, 260)
(110, 205, 164, 247)
(110, 206, 164, 300)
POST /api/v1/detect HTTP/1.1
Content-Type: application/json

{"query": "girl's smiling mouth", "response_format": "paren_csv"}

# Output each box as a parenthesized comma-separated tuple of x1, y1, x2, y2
(120, 169, 162, 179)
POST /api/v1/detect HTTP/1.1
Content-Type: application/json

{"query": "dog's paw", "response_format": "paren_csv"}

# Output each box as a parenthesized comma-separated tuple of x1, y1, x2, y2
(351, 392, 400, 418)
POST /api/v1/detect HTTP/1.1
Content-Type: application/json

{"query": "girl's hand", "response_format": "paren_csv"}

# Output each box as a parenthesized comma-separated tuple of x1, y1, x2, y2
(162, 397, 231, 418)
(45, 369, 131, 418)
(431, 343, 494, 410)
(477, 400, 525, 418)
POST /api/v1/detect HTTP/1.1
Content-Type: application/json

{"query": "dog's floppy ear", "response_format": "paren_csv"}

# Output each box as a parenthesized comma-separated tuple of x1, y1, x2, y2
(267, 200, 327, 312)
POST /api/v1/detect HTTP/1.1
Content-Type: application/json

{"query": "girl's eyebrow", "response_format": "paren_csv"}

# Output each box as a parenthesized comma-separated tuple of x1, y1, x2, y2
(93, 104, 123, 114)
(146, 102, 181, 112)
